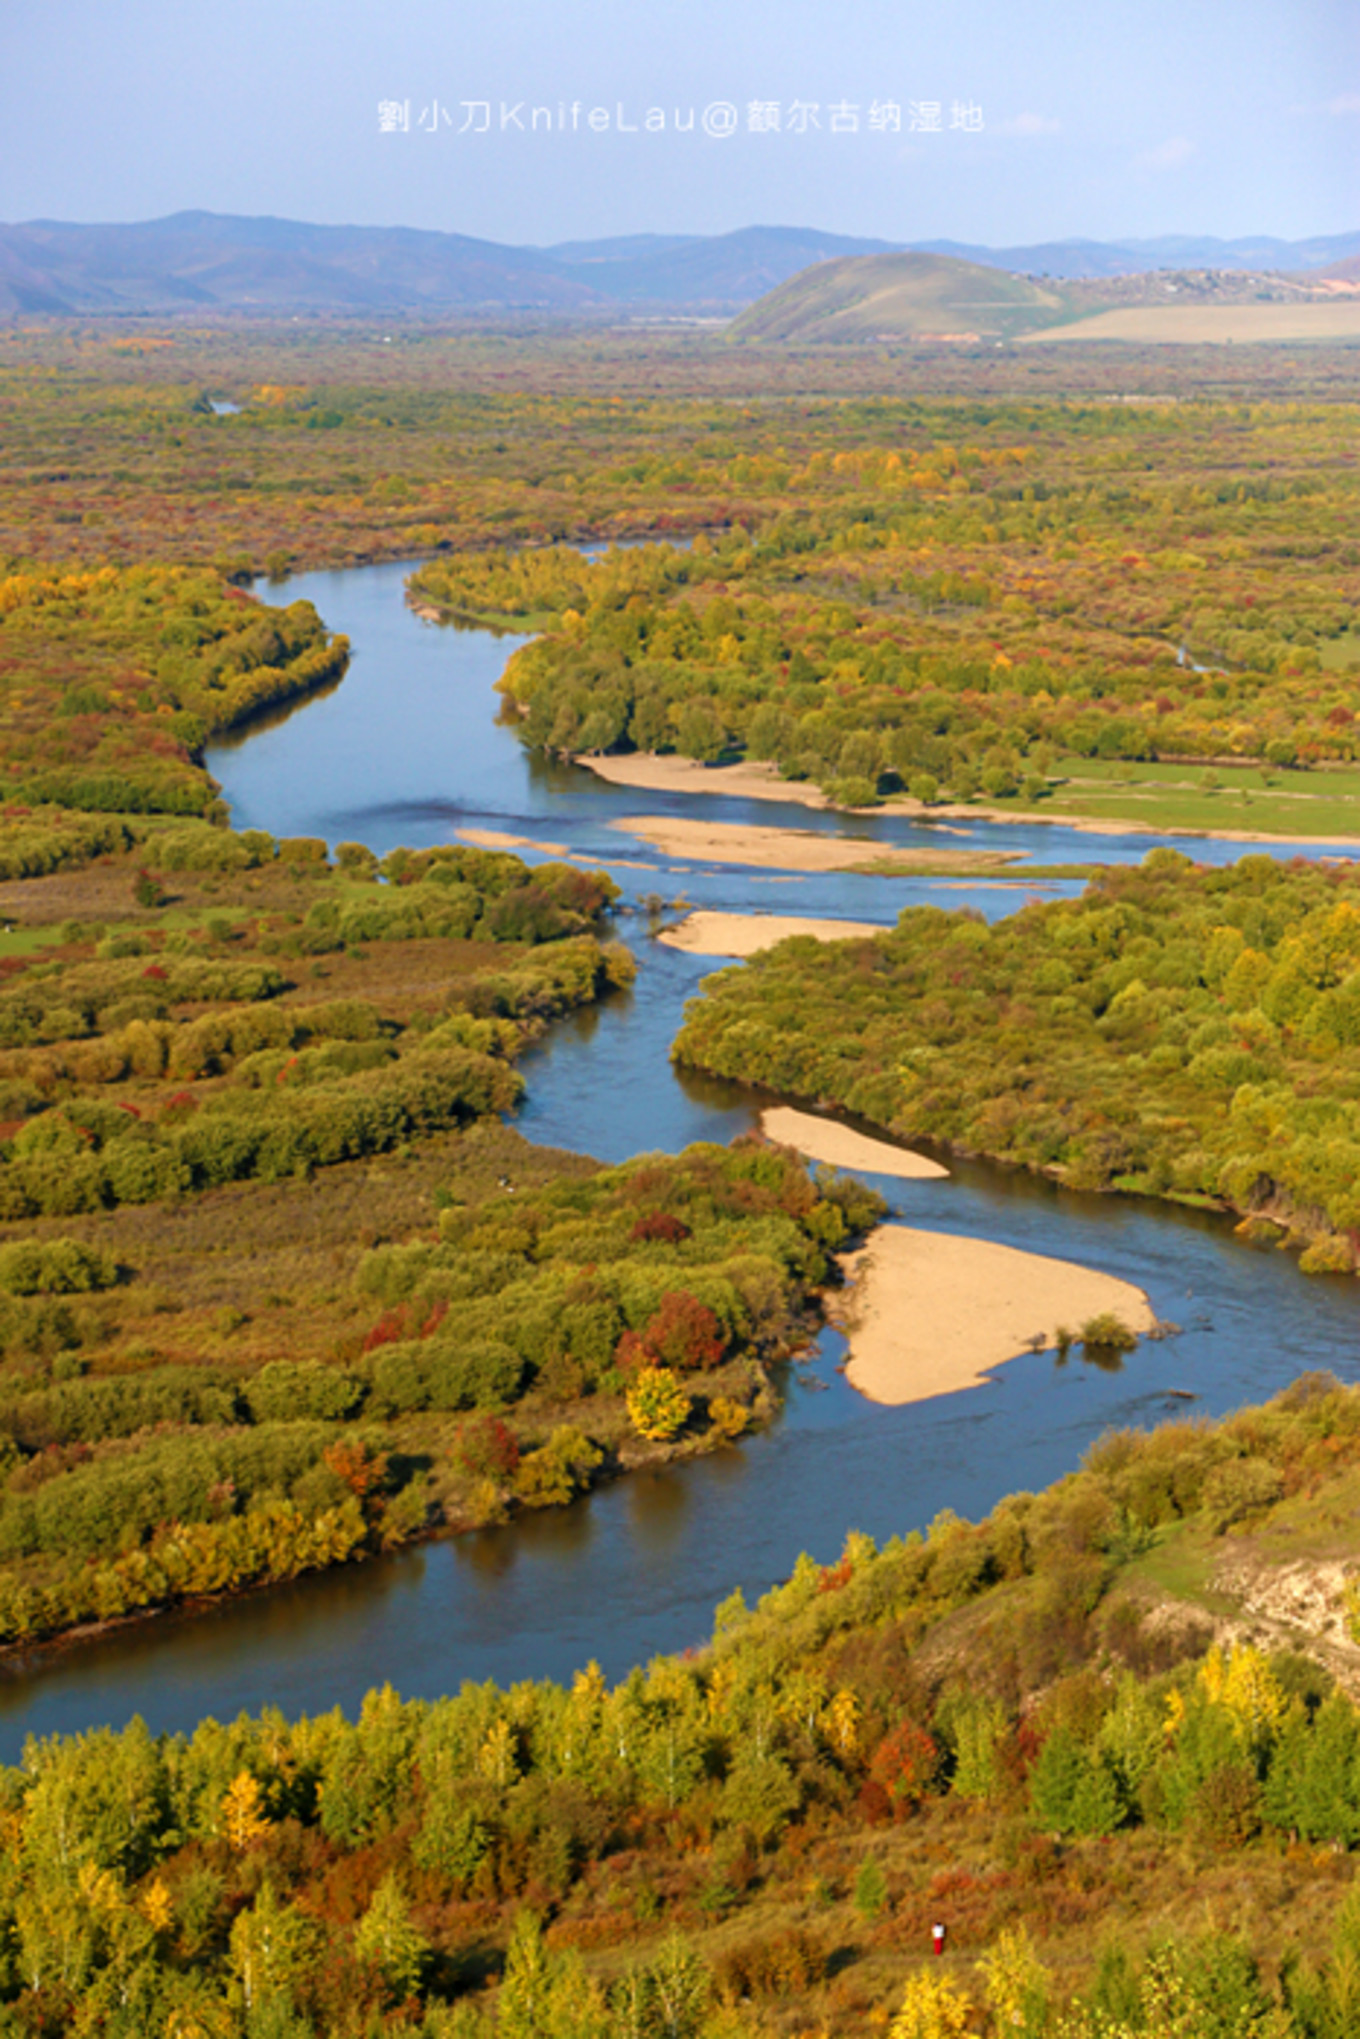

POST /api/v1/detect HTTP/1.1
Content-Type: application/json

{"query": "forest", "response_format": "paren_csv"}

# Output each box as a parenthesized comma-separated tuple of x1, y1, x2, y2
(0, 800, 886, 1646)
(0, 1377, 1359, 2035)
(405, 394, 1360, 824)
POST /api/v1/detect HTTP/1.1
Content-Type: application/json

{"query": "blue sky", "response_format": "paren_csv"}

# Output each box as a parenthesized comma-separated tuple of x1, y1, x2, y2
(1, 0, 1355, 245)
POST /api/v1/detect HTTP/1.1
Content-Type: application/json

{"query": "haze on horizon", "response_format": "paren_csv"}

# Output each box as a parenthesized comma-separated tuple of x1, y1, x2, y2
(0, 0, 1355, 252)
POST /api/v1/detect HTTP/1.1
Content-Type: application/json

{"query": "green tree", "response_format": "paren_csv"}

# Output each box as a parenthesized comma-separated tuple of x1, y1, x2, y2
(353, 1870, 428, 2002)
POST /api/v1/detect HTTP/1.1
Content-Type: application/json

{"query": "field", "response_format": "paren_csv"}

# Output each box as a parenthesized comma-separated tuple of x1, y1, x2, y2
(992, 757, 1360, 841)
(1025, 301, 1360, 345)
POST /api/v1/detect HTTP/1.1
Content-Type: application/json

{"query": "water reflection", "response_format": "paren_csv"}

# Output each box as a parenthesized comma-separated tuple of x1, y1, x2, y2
(625, 1467, 693, 1555)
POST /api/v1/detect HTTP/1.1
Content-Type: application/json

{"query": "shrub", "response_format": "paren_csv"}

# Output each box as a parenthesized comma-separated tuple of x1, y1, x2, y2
(707, 1396, 750, 1441)
(628, 1212, 692, 1245)
(854, 1856, 889, 1920)
(714, 1926, 827, 2002)
(889, 1969, 975, 2039)
(643, 1291, 726, 1371)
(626, 1367, 691, 1442)
(1298, 1235, 1355, 1274)
(367, 1339, 524, 1415)
(0, 1239, 118, 1296)
(513, 1426, 603, 1508)
(334, 841, 379, 878)
(1201, 1456, 1285, 1532)
(247, 1362, 367, 1424)
(455, 1416, 521, 1481)
(1081, 1313, 1139, 1358)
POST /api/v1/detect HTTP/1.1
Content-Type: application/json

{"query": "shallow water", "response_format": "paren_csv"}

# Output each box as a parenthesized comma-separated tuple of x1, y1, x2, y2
(3, 558, 1355, 1760)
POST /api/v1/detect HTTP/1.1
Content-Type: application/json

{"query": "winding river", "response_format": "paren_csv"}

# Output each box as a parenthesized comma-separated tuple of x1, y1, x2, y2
(2, 558, 1357, 1759)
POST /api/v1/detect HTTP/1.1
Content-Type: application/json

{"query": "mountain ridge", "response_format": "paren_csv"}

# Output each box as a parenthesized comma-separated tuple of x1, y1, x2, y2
(2, 210, 1358, 316)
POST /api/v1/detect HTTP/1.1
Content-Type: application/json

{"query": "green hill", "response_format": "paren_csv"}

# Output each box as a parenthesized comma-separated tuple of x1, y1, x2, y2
(728, 250, 1070, 343)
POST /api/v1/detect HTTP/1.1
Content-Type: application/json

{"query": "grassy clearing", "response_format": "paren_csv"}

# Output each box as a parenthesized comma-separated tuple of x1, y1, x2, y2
(986, 757, 1360, 841)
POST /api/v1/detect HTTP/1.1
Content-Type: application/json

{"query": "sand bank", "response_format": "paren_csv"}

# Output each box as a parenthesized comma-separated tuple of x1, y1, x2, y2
(658, 910, 889, 959)
(610, 814, 1023, 876)
(457, 827, 570, 856)
(572, 753, 837, 809)
(576, 752, 1360, 853)
(836, 1225, 1158, 1406)
(761, 1107, 947, 1181)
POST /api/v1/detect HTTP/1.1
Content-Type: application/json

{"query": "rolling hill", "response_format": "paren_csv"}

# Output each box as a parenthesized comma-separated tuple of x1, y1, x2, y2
(727, 250, 1069, 343)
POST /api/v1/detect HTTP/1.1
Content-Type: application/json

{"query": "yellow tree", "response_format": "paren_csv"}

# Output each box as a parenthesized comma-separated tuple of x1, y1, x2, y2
(626, 1365, 691, 1441)
(221, 1771, 271, 1852)
(889, 1968, 978, 2039)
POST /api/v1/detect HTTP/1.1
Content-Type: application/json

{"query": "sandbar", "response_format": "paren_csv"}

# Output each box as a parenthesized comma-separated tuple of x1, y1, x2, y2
(610, 814, 1023, 875)
(658, 910, 889, 959)
(572, 753, 837, 809)
(762, 1107, 948, 1181)
(836, 1224, 1158, 1406)
(457, 827, 570, 856)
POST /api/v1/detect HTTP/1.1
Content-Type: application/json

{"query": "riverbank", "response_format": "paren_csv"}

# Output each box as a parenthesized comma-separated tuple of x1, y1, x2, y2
(658, 909, 891, 958)
(611, 814, 1026, 876)
(761, 1106, 948, 1181)
(835, 1224, 1160, 1406)
(574, 752, 1360, 853)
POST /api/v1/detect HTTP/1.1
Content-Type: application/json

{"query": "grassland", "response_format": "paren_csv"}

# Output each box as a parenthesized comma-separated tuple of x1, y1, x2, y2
(990, 758, 1360, 841)
(1024, 301, 1360, 345)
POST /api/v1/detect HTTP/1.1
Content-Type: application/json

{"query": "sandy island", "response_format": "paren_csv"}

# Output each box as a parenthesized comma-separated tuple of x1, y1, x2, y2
(457, 827, 571, 856)
(761, 1107, 948, 1181)
(836, 1225, 1158, 1406)
(611, 815, 1024, 876)
(658, 909, 890, 959)
(573, 753, 841, 810)
(455, 829, 658, 874)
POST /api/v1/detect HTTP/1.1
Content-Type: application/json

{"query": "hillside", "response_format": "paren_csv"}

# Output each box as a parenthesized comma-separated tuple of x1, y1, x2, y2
(5, 1377, 1360, 2033)
(0, 213, 597, 316)
(730, 250, 1360, 347)
(727, 251, 1068, 343)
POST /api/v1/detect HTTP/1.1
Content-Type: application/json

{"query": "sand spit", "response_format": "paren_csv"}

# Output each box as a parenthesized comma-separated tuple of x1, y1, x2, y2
(457, 827, 571, 856)
(761, 1107, 948, 1182)
(836, 1224, 1158, 1407)
(658, 910, 889, 959)
(610, 815, 1023, 875)
(571, 753, 839, 809)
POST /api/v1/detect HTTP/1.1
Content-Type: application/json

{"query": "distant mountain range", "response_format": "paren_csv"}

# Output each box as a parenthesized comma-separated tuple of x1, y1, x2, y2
(1, 212, 1357, 317)
(913, 232, 1360, 279)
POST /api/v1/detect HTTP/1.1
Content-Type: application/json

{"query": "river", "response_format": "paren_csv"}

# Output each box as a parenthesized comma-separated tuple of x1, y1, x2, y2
(2, 557, 1356, 1758)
